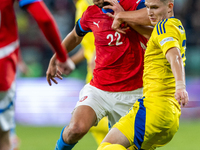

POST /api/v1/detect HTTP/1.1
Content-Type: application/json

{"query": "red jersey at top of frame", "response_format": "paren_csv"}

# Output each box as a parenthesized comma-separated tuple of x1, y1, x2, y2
(0, 0, 41, 47)
(78, 0, 148, 92)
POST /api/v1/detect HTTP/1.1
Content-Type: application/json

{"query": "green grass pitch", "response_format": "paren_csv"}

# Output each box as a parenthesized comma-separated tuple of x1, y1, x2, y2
(16, 120, 200, 150)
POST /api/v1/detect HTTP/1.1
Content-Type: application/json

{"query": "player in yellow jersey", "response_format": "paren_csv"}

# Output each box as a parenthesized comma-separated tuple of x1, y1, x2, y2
(97, 0, 189, 149)
(70, 0, 109, 145)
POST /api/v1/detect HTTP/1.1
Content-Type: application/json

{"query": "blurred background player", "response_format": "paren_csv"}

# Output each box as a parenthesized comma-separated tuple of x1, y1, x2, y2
(9, 50, 29, 150)
(69, 0, 109, 146)
(0, 0, 74, 150)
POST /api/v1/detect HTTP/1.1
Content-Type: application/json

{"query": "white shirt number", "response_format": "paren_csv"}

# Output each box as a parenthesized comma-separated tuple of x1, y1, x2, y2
(106, 32, 123, 46)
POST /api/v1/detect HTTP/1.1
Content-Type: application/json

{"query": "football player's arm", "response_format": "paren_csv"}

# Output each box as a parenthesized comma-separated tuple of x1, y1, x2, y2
(46, 27, 84, 85)
(24, 1, 67, 62)
(113, 8, 151, 28)
(61, 27, 84, 53)
(127, 24, 153, 39)
(165, 47, 189, 106)
(70, 48, 85, 65)
(103, 0, 151, 34)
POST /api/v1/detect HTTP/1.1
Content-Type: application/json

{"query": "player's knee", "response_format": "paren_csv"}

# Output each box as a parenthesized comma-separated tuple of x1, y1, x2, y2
(68, 123, 89, 139)
(98, 142, 127, 150)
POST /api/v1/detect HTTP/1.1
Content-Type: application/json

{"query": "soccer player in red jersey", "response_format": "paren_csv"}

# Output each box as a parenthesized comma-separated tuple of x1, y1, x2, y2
(46, 0, 151, 149)
(0, 0, 74, 149)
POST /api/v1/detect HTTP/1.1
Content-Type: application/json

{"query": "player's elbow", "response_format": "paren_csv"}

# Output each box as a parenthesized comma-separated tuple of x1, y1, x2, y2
(37, 16, 53, 26)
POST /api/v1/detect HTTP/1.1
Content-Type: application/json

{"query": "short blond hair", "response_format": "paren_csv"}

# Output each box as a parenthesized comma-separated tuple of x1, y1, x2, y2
(161, 0, 174, 4)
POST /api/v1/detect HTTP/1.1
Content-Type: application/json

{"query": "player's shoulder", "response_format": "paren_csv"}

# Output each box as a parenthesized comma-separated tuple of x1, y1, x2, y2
(86, 5, 99, 13)
(155, 17, 183, 35)
(119, 0, 143, 11)
(165, 17, 182, 26)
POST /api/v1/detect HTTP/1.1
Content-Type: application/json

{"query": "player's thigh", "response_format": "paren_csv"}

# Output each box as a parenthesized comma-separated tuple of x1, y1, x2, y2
(70, 105, 97, 129)
(73, 84, 109, 125)
(107, 88, 143, 127)
(102, 128, 130, 148)
(112, 101, 141, 148)
(151, 108, 180, 148)
(141, 97, 181, 149)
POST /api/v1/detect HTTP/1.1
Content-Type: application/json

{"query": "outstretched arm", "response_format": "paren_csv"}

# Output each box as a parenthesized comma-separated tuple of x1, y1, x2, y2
(24, 1, 67, 62)
(46, 27, 83, 85)
(166, 47, 189, 107)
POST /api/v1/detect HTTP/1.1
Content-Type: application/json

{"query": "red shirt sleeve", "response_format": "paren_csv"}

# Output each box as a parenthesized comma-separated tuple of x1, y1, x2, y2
(79, 7, 92, 32)
(120, 0, 141, 11)
(24, 1, 67, 62)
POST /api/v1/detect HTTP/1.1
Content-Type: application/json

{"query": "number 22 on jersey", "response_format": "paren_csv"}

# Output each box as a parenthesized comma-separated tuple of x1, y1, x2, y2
(107, 32, 123, 46)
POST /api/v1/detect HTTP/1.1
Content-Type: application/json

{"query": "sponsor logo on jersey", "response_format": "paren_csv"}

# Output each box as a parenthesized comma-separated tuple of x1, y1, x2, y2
(93, 21, 100, 28)
(160, 37, 174, 46)
(79, 96, 88, 102)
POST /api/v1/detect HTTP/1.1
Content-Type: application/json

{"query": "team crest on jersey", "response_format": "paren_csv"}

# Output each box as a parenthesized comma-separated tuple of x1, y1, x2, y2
(140, 41, 147, 50)
(79, 96, 88, 102)
(178, 25, 185, 34)
(160, 37, 174, 46)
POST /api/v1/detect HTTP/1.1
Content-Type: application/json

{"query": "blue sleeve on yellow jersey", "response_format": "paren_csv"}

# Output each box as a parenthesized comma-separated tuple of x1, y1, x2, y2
(19, 0, 41, 7)
(136, 0, 145, 10)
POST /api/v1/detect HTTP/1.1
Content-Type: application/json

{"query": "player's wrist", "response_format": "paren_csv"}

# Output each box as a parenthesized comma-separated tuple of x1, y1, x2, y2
(56, 54, 68, 63)
(176, 80, 185, 90)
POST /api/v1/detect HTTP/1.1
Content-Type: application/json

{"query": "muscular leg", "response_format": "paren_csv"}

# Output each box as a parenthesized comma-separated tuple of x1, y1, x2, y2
(98, 128, 130, 150)
(55, 105, 97, 150)
(63, 105, 97, 144)
(0, 128, 10, 150)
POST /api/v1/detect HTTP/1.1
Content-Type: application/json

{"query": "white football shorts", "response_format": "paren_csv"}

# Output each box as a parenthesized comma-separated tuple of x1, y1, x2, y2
(74, 83, 143, 127)
(0, 82, 16, 131)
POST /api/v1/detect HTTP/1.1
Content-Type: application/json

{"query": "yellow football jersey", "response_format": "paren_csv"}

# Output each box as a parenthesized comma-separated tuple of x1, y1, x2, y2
(75, 0, 95, 83)
(109, 17, 185, 150)
(143, 17, 186, 100)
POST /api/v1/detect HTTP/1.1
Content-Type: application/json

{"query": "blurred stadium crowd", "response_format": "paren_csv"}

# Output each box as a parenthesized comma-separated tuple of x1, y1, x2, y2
(15, 0, 200, 78)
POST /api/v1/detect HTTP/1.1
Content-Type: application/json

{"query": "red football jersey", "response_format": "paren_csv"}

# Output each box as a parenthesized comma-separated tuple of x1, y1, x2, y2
(79, 0, 148, 92)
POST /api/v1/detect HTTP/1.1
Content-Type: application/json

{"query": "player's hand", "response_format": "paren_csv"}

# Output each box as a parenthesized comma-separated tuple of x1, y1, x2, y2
(56, 57, 75, 75)
(175, 89, 189, 107)
(103, 0, 124, 18)
(112, 19, 129, 34)
(103, 0, 129, 34)
(46, 60, 63, 86)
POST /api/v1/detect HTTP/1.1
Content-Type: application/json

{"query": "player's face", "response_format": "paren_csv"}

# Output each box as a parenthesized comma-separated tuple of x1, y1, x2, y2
(145, 0, 172, 26)
(93, 0, 110, 8)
